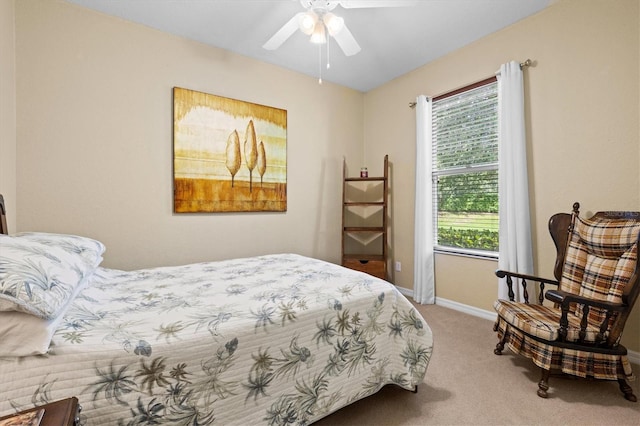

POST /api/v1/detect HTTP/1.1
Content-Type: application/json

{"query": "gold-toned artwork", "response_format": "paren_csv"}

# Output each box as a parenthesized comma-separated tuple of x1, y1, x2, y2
(173, 87, 287, 212)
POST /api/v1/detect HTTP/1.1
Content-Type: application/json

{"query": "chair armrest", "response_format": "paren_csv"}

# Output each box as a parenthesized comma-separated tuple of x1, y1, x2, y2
(495, 270, 559, 303)
(545, 289, 626, 312)
(544, 289, 626, 344)
(496, 270, 559, 286)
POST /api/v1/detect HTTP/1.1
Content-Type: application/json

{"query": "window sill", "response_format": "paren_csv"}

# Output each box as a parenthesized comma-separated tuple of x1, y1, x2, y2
(434, 246, 498, 260)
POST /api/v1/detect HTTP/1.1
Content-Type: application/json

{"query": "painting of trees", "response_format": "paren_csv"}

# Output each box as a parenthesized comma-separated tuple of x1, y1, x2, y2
(173, 87, 287, 212)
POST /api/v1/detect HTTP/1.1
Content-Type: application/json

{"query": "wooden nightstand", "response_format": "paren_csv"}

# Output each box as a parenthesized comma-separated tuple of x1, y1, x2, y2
(0, 398, 81, 426)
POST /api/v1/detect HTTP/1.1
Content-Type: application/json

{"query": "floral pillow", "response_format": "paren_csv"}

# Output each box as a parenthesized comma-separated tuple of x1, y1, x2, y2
(13, 232, 105, 269)
(0, 235, 99, 320)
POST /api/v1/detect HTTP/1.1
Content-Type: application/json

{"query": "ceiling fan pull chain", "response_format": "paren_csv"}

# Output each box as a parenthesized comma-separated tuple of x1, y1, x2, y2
(318, 44, 323, 84)
(327, 37, 331, 70)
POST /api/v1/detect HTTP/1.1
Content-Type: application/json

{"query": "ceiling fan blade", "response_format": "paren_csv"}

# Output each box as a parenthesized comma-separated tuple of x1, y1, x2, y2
(333, 23, 361, 56)
(263, 12, 304, 50)
(339, 0, 418, 8)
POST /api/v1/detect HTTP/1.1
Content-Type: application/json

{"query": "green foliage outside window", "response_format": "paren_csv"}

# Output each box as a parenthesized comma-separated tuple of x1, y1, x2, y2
(437, 227, 499, 252)
(436, 172, 498, 213)
(435, 171, 498, 251)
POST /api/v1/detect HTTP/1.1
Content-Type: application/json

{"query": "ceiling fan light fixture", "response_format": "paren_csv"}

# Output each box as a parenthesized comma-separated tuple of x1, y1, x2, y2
(265, 0, 370, 61)
(310, 21, 326, 44)
(323, 13, 344, 36)
(298, 11, 317, 35)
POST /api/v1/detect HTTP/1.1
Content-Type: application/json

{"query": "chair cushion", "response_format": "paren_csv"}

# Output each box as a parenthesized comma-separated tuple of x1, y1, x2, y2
(494, 299, 601, 342)
(493, 316, 634, 381)
(560, 216, 640, 325)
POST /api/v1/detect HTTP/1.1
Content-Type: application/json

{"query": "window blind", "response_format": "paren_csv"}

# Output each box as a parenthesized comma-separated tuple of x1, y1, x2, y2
(432, 81, 499, 252)
(432, 82, 498, 170)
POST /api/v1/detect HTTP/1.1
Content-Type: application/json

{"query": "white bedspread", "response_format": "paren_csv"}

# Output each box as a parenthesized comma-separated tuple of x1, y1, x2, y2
(0, 254, 433, 425)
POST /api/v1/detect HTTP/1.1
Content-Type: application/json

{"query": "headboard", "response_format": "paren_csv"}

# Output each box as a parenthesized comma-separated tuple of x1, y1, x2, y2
(0, 194, 7, 234)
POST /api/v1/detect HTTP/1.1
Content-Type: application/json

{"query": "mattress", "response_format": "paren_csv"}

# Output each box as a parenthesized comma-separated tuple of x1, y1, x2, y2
(0, 253, 433, 425)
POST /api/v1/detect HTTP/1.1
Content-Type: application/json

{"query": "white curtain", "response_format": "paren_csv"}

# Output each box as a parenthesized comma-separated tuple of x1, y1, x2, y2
(414, 95, 435, 304)
(497, 61, 533, 301)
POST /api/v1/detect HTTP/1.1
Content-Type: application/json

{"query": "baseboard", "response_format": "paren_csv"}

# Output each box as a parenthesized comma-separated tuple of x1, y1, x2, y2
(434, 297, 498, 322)
(394, 285, 640, 365)
(395, 286, 413, 298)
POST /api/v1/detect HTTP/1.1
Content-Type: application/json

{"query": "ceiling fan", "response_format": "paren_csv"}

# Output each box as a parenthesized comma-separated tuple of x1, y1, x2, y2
(263, 0, 418, 57)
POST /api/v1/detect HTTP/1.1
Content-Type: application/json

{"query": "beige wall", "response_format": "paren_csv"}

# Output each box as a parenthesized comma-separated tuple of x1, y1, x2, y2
(0, 0, 16, 231)
(364, 0, 639, 351)
(14, 0, 364, 269)
(10, 0, 640, 354)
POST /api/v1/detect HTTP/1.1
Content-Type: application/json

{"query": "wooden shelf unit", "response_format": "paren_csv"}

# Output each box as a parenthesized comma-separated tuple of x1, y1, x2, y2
(341, 155, 388, 280)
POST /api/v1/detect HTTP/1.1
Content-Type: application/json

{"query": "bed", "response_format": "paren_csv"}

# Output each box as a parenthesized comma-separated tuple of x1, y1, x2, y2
(0, 198, 433, 425)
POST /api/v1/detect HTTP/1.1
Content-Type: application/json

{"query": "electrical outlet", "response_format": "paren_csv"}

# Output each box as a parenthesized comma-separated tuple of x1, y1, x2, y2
(395, 261, 401, 272)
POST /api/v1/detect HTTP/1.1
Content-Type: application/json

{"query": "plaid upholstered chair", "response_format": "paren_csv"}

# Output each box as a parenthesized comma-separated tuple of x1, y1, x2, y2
(493, 202, 640, 401)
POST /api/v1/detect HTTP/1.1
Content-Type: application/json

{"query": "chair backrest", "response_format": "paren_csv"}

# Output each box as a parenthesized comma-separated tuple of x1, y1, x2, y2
(549, 210, 573, 282)
(549, 203, 640, 345)
(0, 194, 7, 235)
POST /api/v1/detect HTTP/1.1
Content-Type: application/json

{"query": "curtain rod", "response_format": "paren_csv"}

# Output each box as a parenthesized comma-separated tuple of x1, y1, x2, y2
(408, 59, 533, 108)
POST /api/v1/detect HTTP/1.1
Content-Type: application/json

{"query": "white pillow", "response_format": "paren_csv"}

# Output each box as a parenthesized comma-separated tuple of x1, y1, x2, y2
(0, 311, 66, 357)
(0, 235, 96, 319)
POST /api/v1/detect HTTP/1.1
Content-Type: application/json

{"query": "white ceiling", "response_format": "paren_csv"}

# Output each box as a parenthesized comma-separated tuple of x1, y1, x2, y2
(66, 0, 552, 92)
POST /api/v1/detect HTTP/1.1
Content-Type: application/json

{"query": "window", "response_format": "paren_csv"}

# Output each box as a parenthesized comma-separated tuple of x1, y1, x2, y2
(432, 78, 498, 254)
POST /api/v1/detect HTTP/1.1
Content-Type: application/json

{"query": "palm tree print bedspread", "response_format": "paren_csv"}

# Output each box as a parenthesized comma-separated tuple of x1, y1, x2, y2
(0, 254, 433, 425)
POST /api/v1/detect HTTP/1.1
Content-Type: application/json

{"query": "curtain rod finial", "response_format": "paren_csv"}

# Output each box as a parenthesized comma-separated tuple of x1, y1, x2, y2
(520, 59, 533, 68)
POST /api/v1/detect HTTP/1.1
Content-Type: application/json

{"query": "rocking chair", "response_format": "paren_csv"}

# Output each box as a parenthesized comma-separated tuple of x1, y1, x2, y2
(493, 202, 640, 401)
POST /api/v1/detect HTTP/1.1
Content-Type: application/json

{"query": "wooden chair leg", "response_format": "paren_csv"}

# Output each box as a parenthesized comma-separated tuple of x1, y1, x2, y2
(493, 322, 507, 355)
(618, 379, 638, 402)
(537, 368, 550, 398)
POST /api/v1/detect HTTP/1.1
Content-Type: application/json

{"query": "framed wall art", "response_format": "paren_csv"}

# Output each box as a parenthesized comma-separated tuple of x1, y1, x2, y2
(173, 87, 287, 213)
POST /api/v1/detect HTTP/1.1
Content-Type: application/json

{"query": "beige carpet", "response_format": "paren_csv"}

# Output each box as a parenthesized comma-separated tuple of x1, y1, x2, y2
(315, 303, 640, 425)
